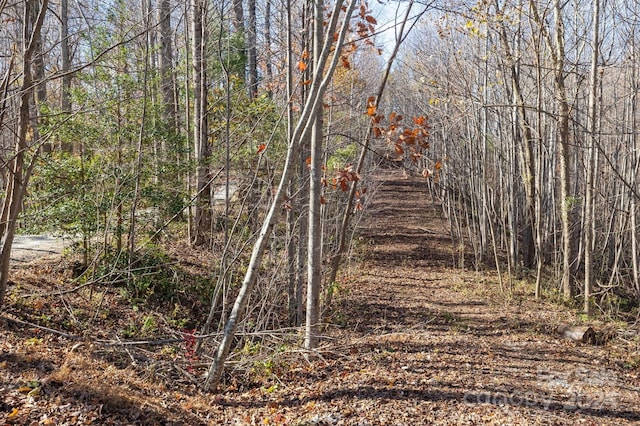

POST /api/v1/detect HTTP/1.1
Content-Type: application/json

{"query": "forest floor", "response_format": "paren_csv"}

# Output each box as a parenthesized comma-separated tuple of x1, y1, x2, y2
(1, 169, 640, 425)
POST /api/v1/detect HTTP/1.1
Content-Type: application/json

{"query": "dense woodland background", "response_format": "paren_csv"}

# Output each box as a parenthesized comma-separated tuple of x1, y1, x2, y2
(1, 0, 640, 389)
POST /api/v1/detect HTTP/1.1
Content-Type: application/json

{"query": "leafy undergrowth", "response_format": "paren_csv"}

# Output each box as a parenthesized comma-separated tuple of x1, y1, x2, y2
(2, 170, 640, 425)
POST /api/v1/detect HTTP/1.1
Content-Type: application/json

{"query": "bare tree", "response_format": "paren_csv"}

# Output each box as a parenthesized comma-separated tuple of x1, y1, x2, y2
(0, 0, 48, 306)
(304, 0, 325, 350)
(204, 0, 358, 391)
(584, 0, 600, 315)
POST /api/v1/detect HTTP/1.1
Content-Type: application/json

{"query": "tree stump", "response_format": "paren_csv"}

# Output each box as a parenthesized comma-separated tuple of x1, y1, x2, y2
(557, 325, 596, 344)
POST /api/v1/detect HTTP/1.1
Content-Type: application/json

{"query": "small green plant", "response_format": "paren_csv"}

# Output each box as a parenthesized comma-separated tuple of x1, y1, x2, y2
(252, 357, 276, 383)
(577, 312, 590, 323)
(140, 314, 157, 336)
(120, 314, 157, 338)
(159, 346, 177, 357)
(623, 355, 640, 370)
(241, 340, 261, 356)
(329, 311, 347, 327)
(325, 280, 342, 302)
(261, 383, 278, 394)
(327, 143, 357, 172)
(256, 358, 274, 376)
(38, 314, 52, 326)
(564, 195, 581, 211)
(24, 337, 43, 346)
(169, 303, 191, 329)
(440, 311, 457, 324)
(122, 321, 137, 338)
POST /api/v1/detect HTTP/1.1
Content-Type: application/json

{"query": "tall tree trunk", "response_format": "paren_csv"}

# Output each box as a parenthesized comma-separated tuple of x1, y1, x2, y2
(0, 0, 48, 307)
(584, 0, 600, 315)
(304, 0, 325, 351)
(128, 0, 152, 265)
(232, 0, 244, 32)
(0, 58, 13, 150)
(158, 0, 177, 132)
(183, 0, 193, 242)
(530, 0, 574, 298)
(247, 0, 258, 98)
(630, 37, 640, 303)
(294, 0, 313, 327)
(495, 0, 536, 270)
(32, 0, 46, 106)
(264, 0, 273, 98)
(284, 0, 301, 326)
(60, 0, 71, 113)
(192, 0, 211, 246)
(552, 0, 574, 299)
(231, 0, 246, 86)
(533, 20, 545, 299)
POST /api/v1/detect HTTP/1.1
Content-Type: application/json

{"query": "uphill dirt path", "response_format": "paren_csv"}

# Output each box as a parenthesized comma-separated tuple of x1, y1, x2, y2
(266, 169, 640, 425)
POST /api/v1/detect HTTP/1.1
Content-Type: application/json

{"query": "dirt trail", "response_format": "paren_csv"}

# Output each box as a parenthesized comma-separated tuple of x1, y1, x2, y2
(287, 170, 640, 425)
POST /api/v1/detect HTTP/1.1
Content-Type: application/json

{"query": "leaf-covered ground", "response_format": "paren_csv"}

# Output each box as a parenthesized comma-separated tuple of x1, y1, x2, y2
(1, 170, 639, 425)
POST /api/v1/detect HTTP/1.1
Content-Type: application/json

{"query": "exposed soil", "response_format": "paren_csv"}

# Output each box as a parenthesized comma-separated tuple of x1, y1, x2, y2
(1, 170, 639, 425)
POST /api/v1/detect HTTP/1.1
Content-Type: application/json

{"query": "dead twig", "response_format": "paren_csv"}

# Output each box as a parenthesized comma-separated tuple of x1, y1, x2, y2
(0, 314, 82, 340)
(100, 338, 183, 346)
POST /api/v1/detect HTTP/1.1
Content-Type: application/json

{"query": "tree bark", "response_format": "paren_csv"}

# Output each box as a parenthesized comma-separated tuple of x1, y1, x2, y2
(128, 0, 152, 264)
(60, 0, 71, 113)
(192, 0, 211, 246)
(264, 0, 273, 98)
(304, 0, 325, 351)
(232, 0, 244, 32)
(31, 0, 46, 105)
(158, 0, 177, 132)
(530, 0, 574, 298)
(247, 0, 258, 98)
(495, 0, 536, 270)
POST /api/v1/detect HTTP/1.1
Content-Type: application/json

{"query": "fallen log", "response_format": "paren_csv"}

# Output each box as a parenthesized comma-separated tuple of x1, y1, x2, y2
(557, 325, 596, 344)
